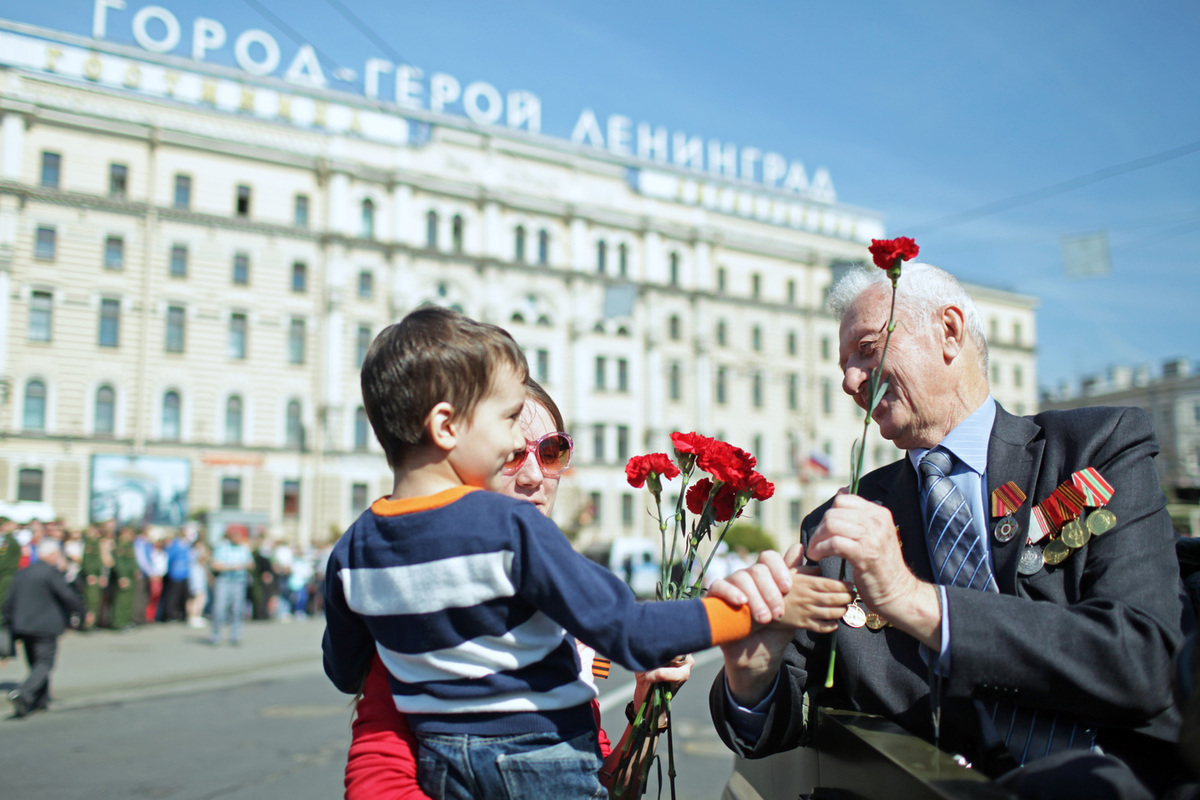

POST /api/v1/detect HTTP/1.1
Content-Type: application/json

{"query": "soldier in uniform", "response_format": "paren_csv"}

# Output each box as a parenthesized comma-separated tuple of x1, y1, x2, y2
(79, 527, 107, 631)
(109, 527, 138, 630)
(0, 519, 22, 631)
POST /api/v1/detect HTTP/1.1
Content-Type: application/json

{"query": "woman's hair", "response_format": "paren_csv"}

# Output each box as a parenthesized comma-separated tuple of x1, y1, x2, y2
(525, 377, 564, 431)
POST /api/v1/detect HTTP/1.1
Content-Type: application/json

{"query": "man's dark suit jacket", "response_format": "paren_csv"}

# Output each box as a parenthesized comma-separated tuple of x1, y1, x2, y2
(2, 559, 86, 637)
(711, 405, 1186, 775)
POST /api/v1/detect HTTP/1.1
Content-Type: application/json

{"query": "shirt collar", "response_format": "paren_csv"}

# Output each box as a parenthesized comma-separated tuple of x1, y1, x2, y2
(907, 395, 996, 475)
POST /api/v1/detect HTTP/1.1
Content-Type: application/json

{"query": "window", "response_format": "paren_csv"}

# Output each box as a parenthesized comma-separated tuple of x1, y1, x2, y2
(451, 215, 464, 253)
(288, 317, 306, 364)
(361, 198, 375, 238)
(221, 477, 242, 510)
(294, 194, 309, 227)
(535, 348, 549, 383)
(788, 373, 799, 411)
(752, 325, 762, 352)
(716, 366, 728, 404)
(787, 279, 796, 304)
(622, 493, 635, 527)
(35, 226, 56, 259)
(594, 356, 607, 390)
(717, 267, 727, 292)
(820, 335, 831, 361)
(1014, 365, 1024, 388)
(589, 491, 603, 525)
(991, 363, 1001, 385)
(104, 236, 125, 270)
(169, 244, 188, 277)
(356, 325, 372, 368)
(352, 482, 369, 515)
(41, 152, 61, 188)
(95, 385, 115, 435)
(235, 184, 251, 217)
(597, 240, 607, 274)
(752, 372, 763, 408)
(821, 378, 833, 415)
(592, 424, 606, 462)
(23, 379, 46, 430)
(617, 425, 630, 462)
(668, 361, 681, 401)
(173, 174, 191, 209)
(790, 499, 802, 532)
(291, 261, 307, 293)
(286, 400, 304, 449)
(667, 315, 681, 341)
(617, 358, 629, 392)
(514, 225, 526, 263)
(232, 252, 249, 285)
(537, 229, 549, 265)
(618, 243, 628, 277)
(165, 305, 185, 353)
(426, 210, 438, 248)
(1013, 322, 1023, 345)
(109, 163, 128, 198)
(787, 330, 797, 356)
(17, 468, 45, 502)
(282, 480, 301, 517)
(228, 313, 248, 359)
(225, 395, 243, 444)
(751, 273, 761, 299)
(29, 290, 52, 342)
(669, 252, 680, 286)
(99, 298, 120, 347)
(989, 318, 999, 341)
(354, 406, 370, 451)
(716, 320, 727, 347)
(162, 390, 181, 441)
(358, 270, 374, 300)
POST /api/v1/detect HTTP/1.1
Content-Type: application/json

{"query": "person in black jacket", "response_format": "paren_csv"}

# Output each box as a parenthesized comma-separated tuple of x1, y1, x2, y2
(3, 539, 85, 718)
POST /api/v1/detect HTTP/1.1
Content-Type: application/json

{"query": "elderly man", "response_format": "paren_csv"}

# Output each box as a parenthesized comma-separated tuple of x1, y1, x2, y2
(709, 263, 1189, 799)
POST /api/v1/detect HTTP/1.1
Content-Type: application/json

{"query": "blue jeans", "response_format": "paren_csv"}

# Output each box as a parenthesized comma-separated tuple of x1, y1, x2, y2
(417, 728, 606, 800)
(210, 577, 247, 643)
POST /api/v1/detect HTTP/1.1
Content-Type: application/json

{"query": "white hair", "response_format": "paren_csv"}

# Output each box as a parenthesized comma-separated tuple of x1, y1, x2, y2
(36, 539, 62, 561)
(827, 262, 989, 370)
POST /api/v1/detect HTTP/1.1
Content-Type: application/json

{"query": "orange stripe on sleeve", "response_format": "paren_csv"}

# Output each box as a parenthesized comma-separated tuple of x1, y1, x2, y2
(701, 597, 753, 645)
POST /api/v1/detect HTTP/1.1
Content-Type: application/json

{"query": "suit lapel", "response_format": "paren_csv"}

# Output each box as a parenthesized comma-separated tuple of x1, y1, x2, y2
(985, 406, 1044, 594)
(875, 458, 935, 583)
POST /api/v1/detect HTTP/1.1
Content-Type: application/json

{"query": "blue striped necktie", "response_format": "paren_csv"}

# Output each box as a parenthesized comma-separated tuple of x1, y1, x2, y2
(918, 447, 1085, 765)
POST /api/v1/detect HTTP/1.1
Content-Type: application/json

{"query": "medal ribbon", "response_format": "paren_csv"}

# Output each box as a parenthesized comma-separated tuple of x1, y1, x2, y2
(1030, 505, 1054, 543)
(1041, 481, 1086, 529)
(1071, 467, 1114, 507)
(990, 481, 1027, 517)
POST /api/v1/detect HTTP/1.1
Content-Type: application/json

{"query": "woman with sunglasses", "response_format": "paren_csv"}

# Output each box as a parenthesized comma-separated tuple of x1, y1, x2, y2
(344, 378, 703, 799)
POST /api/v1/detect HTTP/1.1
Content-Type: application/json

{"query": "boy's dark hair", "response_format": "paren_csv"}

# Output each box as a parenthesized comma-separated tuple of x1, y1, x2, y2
(361, 305, 528, 468)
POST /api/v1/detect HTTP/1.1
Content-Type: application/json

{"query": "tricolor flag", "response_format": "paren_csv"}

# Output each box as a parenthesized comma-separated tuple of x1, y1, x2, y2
(806, 451, 832, 477)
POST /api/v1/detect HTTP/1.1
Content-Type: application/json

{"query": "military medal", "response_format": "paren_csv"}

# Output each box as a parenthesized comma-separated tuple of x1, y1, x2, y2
(865, 611, 888, 631)
(1018, 545, 1044, 575)
(1087, 508, 1117, 535)
(1060, 518, 1090, 549)
(990, 481, 1027, 544)
(842, 602, 866, 628)
(1043, 538, 1070, 566)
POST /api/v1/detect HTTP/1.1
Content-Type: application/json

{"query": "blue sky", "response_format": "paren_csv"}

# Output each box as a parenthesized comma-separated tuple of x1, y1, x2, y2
(7, 1, 1198, 392)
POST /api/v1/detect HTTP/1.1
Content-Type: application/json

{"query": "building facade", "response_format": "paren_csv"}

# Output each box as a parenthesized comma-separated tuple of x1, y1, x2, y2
(0, 19, 1038, 549)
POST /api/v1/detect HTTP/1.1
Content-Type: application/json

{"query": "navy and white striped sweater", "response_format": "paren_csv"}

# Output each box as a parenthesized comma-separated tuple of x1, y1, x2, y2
(322, 486, 746, 736)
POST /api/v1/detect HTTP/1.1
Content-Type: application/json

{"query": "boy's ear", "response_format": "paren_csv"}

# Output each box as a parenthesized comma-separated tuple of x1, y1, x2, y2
(426, 401, 457, 452)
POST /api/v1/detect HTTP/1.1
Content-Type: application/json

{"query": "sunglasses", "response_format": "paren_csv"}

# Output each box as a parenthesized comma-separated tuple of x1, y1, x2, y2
(503, 431, 574, 477)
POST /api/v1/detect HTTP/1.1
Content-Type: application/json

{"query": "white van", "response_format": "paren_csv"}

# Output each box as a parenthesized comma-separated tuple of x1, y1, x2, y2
(582, 538, 661, 599)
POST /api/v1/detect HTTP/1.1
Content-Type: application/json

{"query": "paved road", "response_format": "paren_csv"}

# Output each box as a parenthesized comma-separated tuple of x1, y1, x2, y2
(0, 619, 738, 799)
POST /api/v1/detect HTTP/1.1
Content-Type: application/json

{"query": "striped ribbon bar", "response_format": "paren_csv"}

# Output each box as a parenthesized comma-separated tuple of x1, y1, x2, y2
(990, 481, 1027, 517)
(1030, 504, 1054, 543)
(592, 656, 611, 680)
(1072, 467, 1114, 507)
(1042, 482, 1086, 529)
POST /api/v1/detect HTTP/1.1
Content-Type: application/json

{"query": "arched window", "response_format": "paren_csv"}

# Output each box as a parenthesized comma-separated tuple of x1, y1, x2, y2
(95, 385, 115, 435)
(225, 395, 243, 444)
(514, 225, 526, 263)
(162, 390, 181, 441)
(510, 312, 526, 325)
(669, 251, 680, 285)
(618, 243, 628, 277)
(537, 229, 549, 265)
(668, 315, 681, 340)
(426, 210, 439, 249)
(23, 379, 46, 430)
(286, 399, 304, 449)
(354, 406, 369, 451)
(596, 240, 607, 273)
(451, 215, 464, 253)
(361, 198, 376, 239)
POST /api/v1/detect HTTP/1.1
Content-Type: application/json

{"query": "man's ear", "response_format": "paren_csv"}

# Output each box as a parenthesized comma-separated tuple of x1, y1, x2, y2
(940, 305, 968, 363)
(426, 401, 458, 453)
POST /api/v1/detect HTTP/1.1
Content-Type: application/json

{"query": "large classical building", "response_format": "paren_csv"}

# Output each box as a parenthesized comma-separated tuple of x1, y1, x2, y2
(0, 17, 1038, 547)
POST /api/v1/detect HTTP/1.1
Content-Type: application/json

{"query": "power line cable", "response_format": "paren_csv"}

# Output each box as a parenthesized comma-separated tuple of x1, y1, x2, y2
(907, 138, 1200, 235)
(321, 0, 410, 65)
(239, 0, 348, 75)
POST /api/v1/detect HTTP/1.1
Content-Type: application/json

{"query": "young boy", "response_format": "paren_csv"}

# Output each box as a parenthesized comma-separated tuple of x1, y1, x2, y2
(322, 306, 849, 800)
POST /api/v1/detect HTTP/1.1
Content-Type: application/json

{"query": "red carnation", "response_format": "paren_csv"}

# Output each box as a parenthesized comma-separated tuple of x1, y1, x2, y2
(685, 479, 740, 522)
(710, 483, 739, 522)
(868, 236, 919, 271)
(697, 440, 756, 490)
(625, 453, 680, 489)
(746, 471, 775, 501)
(685, 479, 713, 515)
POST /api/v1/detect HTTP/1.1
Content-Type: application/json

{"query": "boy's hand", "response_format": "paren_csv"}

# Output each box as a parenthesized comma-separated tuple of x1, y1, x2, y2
(771, 551, 853, 634)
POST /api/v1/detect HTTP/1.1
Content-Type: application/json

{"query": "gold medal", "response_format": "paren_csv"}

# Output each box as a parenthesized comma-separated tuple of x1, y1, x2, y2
(1087, 508, 1117, 535)
(842, 602, 866, 629)
(865, 611, 888, 631)
(1060, 518, 1090, 549)
(1043, 539, 1070, 566)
